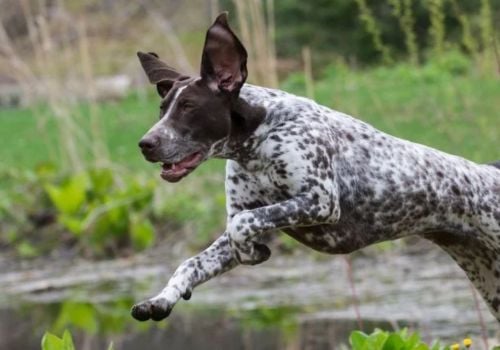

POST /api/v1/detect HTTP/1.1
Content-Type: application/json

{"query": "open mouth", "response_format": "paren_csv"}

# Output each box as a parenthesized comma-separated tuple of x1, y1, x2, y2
(160, 152, 204, 182)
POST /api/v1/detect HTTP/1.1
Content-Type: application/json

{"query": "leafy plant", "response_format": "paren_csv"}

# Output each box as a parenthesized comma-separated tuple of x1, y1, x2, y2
(41, 330, 76, 350)
(41, 329, 114, 350)
(43, 167, 157, 256)
(349, 328, 448, 350)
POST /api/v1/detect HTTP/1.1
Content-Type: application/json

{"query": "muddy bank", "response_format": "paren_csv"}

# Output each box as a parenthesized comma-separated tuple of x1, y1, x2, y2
(0, 238, 498, 349)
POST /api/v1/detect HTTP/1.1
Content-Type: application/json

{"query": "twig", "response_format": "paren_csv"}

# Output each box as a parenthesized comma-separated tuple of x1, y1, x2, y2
(469, 282, 489, 349)
(302, 46, 314, 99)
(492, 31, 500, 76)
(343, 255, 363, 330)
(143, 1, 195, 75)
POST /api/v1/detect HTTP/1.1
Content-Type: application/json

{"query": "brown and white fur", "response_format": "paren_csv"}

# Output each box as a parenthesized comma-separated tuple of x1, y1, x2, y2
(131, 13, 500, 322)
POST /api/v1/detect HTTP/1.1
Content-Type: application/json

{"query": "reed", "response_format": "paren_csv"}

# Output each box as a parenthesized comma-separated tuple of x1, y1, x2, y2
(354, 0, 393, 65)
(449, 0, 477, 56)
(426, 0, 446, 57)
(388, 0, 419, 65)
(302, 46, 314, 99)
(232, 0, 278, 87)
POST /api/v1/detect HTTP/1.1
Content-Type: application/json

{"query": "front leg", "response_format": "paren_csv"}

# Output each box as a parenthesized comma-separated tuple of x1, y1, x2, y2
(131, 232, 237, 321)
(229, 192, 340, 265)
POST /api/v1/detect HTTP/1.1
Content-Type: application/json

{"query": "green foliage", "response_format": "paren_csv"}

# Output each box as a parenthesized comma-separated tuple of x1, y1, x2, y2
(54, 303, 98, 334)
(0, 165, 163, 258)
(355, 0, 393, 64)
(349, 328, 448, 350)
(0, 160, 227, 258)
(222, 0, 500, 66)
(130, 213, 155, 250)
(229, 305, 300, 340)
(41, 330, 75, 350)
(41, 329, 114, 350)
(41, 167, 157, 256)
(51, 299, 141, 336)
(281, 53, 499, 163)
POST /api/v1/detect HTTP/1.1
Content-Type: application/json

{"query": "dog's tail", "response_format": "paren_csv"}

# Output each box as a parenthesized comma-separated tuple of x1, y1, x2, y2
(488, 160, 500, 170)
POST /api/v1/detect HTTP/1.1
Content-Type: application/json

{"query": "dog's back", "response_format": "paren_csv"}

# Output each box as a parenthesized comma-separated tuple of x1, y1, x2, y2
(490, 161, 500, 170)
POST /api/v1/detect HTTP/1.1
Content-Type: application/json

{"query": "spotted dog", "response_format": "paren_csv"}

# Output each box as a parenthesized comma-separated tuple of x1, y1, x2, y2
(131, 13, 500, 322)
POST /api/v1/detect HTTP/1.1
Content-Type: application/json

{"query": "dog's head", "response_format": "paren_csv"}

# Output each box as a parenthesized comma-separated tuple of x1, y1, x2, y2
(137, 13, 249, 182)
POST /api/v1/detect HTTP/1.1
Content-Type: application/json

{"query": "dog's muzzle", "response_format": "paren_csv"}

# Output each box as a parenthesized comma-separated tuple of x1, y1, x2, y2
(139, 133, 161, 161)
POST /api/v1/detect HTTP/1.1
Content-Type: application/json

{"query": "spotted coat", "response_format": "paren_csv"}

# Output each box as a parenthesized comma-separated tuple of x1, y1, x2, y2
(132, 83, 500, 322)
(131, 13, 500, 322)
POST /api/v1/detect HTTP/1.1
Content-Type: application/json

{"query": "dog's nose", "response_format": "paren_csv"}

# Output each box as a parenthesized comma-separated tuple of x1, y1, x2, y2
(138, 135, 160, 151)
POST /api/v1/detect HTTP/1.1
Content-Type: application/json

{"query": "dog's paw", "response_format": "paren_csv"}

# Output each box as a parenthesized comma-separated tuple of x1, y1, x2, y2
(233, 242, 271, 265)
(131, 297, 174, 321)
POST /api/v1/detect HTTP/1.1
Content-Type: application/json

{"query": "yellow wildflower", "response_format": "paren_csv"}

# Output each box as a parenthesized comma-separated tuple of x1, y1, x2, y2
(451, 344, 460, 350)
(463, 338, 472, 348)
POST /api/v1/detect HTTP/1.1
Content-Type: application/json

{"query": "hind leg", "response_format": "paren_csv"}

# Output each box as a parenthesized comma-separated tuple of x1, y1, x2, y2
(425, 231, 500, 321)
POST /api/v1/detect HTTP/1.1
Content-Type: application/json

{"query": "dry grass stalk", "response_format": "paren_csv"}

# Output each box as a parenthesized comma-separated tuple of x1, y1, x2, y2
(0, 0, 113, 171)
(210, 0, 219, 21)
(77, 17, 110, 167)
(388, 0, 419, 65)
(493, 31, 500, 76)
(302, 46, 314, 99)
(232, 0, 278, 88)
(426, 0, 446, 56)
(449, 0, 477, 56)
(144, 1, 195, 75)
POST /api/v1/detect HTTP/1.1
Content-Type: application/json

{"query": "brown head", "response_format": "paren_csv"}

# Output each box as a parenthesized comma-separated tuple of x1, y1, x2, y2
(137, 12, 256, 182)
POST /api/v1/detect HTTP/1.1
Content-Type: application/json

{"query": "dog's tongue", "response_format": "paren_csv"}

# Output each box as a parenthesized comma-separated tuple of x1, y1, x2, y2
(175, 152, 202, 170)
(162, 152, 202, 176)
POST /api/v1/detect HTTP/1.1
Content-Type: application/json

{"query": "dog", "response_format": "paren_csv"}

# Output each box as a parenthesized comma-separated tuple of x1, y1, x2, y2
(131, 12, 500, 322)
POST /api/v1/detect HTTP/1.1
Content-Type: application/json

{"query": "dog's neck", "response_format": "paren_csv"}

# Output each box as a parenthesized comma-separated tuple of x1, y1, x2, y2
(209, 94, 268, 164)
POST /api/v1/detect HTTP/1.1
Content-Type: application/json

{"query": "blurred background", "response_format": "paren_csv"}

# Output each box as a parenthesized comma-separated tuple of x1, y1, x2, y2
(0, 0, 499, 349)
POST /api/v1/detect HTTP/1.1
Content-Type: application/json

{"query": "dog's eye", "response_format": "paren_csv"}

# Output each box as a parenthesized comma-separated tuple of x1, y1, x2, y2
(179, 100, 194, 111)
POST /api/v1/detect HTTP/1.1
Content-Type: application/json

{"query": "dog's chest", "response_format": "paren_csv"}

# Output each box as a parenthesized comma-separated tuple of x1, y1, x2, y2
(232, 164, 296, 204)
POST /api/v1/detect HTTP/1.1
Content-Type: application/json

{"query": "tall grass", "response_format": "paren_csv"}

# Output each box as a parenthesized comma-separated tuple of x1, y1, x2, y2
(388, 0, 419, 65)
(353, 0, 498, 75)
(354, 0, 393, 65)
(426, 0, 446, 56)
(1, 0, 498, 172)
(232, 0, 278, 87)
(0, 1, 109, 171)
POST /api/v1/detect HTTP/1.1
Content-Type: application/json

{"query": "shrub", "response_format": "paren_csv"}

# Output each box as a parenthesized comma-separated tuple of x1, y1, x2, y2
(349, 328, 448, 350)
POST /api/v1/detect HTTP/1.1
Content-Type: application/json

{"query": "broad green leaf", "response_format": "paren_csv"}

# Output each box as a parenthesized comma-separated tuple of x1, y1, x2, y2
(91, 206, 129, 242)
(365, 330, 389, 350)
(41, 332, 63, 350)
(350, 330, 368, 349)
(45, 174, 88, 215)
(88, 168, 114, 199)
(383, 333, 405, 350)
(59, 215, 84, 236)
(130, 216, 155, 250)
(61, 330, 76, 350)
(403, 332, 421, 350)
(54, 302, 98, 334)
(413, 344, 430, 350)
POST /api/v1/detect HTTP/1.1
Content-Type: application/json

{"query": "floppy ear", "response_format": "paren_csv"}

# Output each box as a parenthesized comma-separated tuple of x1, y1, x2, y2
(200, 12, 248, 95)
(137, 51, 187, 97)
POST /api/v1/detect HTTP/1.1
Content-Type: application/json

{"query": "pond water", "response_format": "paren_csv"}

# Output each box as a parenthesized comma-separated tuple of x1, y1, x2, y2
(0, 239, 498, 349)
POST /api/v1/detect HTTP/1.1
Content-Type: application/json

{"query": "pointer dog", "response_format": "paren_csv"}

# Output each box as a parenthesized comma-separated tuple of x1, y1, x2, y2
(132, 13, 500, 322)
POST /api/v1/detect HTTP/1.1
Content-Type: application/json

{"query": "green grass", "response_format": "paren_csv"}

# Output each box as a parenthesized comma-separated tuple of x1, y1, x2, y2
(0, 55, 498, 173)
(0, 93, 163, 170)
(282, 55, 499, 163)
